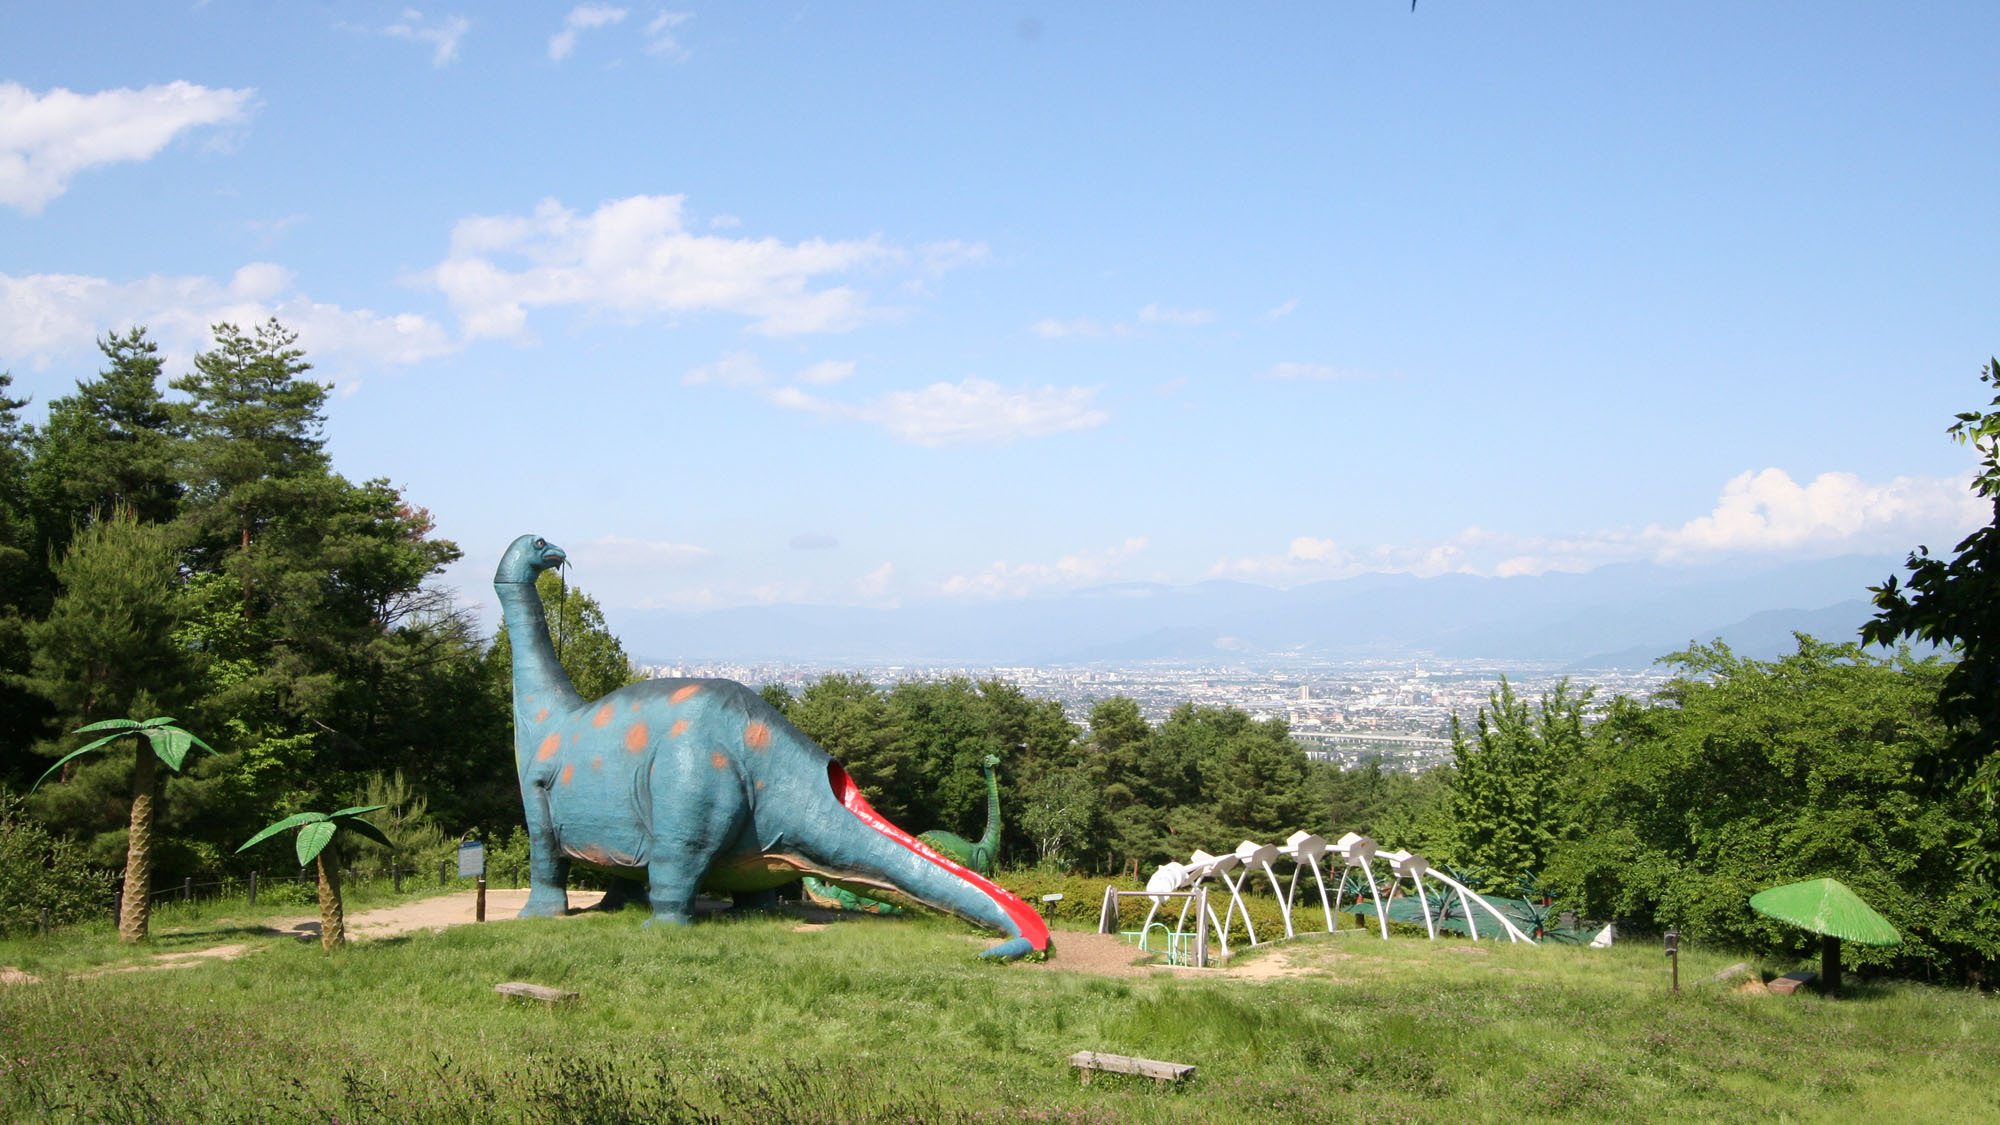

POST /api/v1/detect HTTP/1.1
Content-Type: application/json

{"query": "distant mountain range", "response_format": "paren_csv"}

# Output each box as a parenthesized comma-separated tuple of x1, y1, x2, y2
(618, 554, 1918, 670)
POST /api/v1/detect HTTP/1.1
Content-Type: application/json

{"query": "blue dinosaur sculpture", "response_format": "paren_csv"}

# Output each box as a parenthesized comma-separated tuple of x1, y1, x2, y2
(496, 534, 1051, 960)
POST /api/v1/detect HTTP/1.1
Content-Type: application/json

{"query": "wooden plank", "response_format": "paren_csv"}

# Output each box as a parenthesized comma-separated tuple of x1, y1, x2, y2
(1766, 970, 1818, 995)
(1068, 1050, 1195, 1085)
(495, 981, 577, 1006)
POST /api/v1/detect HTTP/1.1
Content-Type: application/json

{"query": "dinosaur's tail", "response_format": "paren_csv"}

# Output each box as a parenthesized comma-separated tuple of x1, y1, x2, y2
(820, 762, 1050, 960)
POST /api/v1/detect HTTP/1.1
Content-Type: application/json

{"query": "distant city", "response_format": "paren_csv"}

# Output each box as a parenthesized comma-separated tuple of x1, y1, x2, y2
(636, 660, 1674, 773)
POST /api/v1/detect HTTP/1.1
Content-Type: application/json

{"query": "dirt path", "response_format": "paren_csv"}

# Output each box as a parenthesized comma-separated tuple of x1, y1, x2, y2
(0, 891, 608, 984)
(8, 893, 1331, 982)
(255, 888, 606, 943)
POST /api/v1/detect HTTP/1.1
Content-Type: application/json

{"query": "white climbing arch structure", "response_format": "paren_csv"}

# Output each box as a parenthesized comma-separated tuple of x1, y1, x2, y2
(1114, 828, 1540, 960)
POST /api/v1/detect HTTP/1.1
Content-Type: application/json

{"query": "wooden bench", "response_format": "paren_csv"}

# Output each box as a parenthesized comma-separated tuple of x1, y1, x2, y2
(495, 981, 577, 1007)
(1767, 970, 1818, 995)
(1068, 1051, 1195, 1086)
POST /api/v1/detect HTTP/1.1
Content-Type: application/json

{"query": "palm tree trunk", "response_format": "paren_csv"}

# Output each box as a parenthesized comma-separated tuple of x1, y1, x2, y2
(118, 749, 158, 943)
(316, 851, 346, 950)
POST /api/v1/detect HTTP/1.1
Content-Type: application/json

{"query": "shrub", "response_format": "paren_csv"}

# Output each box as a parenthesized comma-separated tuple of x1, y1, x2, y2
(0, 789, 113, 934)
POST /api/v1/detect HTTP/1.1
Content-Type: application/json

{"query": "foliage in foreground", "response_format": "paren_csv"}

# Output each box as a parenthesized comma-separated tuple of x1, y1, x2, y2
(1, 908, 1997, 1123)
(0, 791, 110, 936)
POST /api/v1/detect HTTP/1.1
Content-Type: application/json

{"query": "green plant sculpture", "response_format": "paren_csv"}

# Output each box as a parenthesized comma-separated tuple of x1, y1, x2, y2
(238, 805, 392, 950)
(33, 717, 217, 943)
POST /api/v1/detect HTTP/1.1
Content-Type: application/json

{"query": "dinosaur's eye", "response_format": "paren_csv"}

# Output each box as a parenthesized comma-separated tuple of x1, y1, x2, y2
(534, 538, 545, 549)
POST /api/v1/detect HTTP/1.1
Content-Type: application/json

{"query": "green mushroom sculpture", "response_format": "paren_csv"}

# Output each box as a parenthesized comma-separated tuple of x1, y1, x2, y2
(1748, 877, 1900, 996)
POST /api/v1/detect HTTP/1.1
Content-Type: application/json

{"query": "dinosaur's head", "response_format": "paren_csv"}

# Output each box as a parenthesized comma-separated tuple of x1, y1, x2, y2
(982, 754, 1000, 769)
(495, 534, 567, 585)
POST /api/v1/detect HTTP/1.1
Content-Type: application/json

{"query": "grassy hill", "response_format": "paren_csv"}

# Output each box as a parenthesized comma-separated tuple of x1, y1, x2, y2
(1, 897, 1996, 1123)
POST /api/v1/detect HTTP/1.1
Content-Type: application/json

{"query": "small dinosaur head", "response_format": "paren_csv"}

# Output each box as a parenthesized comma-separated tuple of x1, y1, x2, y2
(982, 754, 1000, 769)
(495, 534, 567, 585)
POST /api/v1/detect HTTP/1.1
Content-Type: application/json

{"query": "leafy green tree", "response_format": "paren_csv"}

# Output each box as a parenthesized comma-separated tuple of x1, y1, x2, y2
(1548, 638, 1996, 978)
(1864, 357, 2000, 887)
(22, 515, 192, 729)
(34, 718, 216, 942)
(757, 682, 796, 718)
(1085, 696, 1161, 873)
(1018, 766, 1100, 870)
(888, 678, 1004, 836)
(27, 328, 182, 557)
(237, 804, 391, 950)
(790, 673, 911, 821)
(1442, 677, 1590, 885)
(340, 770, 450, 877)
(974, 678, 1078, 867)
(1207, 721, 1310, 836)
(0, 373, 53, 782)
(170, 319, 329, 579)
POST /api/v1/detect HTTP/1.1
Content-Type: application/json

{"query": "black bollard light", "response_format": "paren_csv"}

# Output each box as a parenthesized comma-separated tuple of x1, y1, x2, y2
(1664, 930, 1680, 993)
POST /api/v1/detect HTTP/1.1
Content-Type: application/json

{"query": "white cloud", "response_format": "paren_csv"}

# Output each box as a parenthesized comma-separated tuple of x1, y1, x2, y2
(942, 538, 1149, 599)
(0, 81, 253, 213)
(856, 561, 896, 602)
(682, 351, 768, 387)
(550, 4, 627, 60)
(918, 240, 989, 274)
(708, 213, 741, 229)
(423, 194, 900, 338)
(1263, 361, 1374, 381)
(644, 10, 694, 58)
(1206, 468, 1986, 584)
(795, 359, 854, 386)
(0, 265, 454, 371)
(1138, 303, 1214, 326)
(1261, 299, 1299, 322)
(380, 10, 471, 66)
(1030, 316, 1126, 339)
(1656, 467, 1981, 560)
(762, 377, 1109, 447)
(580, 533, 710, 572)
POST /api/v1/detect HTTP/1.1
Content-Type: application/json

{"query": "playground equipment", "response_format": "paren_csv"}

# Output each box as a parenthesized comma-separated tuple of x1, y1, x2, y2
(1102, 829, 1538, 961)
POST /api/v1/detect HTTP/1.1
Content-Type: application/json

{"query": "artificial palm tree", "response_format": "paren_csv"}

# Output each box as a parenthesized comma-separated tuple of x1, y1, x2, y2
(34, 717, 216, 943)
(237, 805, 392, 950)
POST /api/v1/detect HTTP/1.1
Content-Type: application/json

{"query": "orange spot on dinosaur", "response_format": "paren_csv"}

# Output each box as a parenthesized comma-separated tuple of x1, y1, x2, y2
(625, 723, 649, 752)
(631, 701, 642, 712)
(744, 721, 771, 750)
(593, 703, 615, 727)
(534, 708, 549, 723)
(537, 734, 561, 761)
(560, 764, 575, 786)
(669, 719, 690, 738)
(590, 756, 603, 771)
(671, 684, 701, 704)
(755, 780, 766, 791)
(709, 752, 728, 770)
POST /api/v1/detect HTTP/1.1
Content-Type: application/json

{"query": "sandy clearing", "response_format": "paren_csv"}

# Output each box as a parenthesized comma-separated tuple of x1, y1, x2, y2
(255, 888, 607, 942)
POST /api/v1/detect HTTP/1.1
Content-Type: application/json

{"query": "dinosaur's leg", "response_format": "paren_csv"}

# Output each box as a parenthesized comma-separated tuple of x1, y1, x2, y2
(730, 888, 779, 913)
(589, 874, 649, 912)
(518, 783, 570, 918)
(643, 753, 746, 927)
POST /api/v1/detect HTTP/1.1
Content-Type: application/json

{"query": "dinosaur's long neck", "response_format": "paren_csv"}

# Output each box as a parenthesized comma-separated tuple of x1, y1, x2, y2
(976, 761, 1001, 854)
(497, 579, 583, 727)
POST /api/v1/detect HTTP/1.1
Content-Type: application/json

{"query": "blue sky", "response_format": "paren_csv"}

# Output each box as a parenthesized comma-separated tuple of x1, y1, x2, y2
(2, 2, 1995, 623)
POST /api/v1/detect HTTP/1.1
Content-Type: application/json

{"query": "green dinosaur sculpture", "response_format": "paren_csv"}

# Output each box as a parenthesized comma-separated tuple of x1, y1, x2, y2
(803, 754, 1003, 914)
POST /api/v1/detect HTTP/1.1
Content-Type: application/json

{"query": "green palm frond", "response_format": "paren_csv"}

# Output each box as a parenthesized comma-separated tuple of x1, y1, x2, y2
(295, 821, 338, 867)
(238, 812, 328, 853)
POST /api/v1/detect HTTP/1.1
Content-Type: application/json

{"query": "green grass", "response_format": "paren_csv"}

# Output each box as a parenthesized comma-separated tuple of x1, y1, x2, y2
(0, 902, 1996, 1123)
